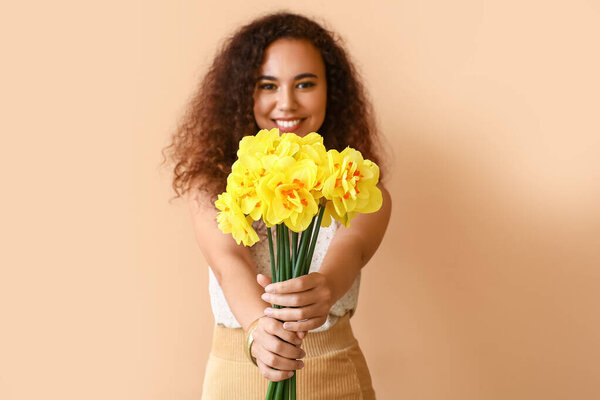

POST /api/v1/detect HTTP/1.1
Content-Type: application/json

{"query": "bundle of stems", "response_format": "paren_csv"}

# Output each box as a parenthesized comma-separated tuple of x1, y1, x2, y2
(264, 205, 326, 400)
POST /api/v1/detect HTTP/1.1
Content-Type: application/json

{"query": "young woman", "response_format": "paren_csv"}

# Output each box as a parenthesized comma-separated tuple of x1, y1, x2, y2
(164, 12, 391, 399)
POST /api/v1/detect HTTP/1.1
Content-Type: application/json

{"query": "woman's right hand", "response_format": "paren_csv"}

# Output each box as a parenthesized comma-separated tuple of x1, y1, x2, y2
(251, 315, 306, 382)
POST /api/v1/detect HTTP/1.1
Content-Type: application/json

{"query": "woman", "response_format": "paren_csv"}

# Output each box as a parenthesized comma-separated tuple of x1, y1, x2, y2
(164, 12, 391, 399)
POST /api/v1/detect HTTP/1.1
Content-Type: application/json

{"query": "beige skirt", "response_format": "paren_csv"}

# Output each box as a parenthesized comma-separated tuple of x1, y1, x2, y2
(201, 313, 376, 399)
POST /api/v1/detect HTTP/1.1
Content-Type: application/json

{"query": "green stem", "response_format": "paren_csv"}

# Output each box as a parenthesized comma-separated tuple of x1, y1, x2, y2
(265, 228, 277, 400)
(276, 224, 282, 284)
(291, 231, 298, 270)
(303, 206, 326, 276)
(274, 225, 283, 311)
(267, 227, 275, 283)
(266, 381, 276, 400)
(283, 378, 289, 399)
(282, 224, 290, 281)
(292, 217, 316, 278)
(290, 373, 296, 400)
(274, 380, 283, 399)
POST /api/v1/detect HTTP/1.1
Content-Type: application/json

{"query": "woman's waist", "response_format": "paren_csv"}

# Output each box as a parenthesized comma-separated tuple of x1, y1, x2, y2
(210, 313, 356, 361)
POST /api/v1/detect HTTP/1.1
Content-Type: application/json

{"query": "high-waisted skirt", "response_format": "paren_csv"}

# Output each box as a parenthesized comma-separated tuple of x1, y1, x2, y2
(201, 313, 376, 399)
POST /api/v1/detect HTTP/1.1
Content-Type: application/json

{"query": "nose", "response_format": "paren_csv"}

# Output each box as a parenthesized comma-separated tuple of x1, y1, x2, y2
(277, 86, 298, 112)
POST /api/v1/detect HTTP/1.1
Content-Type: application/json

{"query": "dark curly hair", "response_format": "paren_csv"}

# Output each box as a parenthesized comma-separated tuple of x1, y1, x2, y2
(162, 11, 385, 201)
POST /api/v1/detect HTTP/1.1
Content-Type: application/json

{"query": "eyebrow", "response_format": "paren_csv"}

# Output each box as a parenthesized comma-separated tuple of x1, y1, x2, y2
(257, 73, 318, 81)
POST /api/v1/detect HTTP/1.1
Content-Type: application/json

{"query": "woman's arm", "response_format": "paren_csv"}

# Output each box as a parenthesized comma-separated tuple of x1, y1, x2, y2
(258, 184, 392, 332)
(187, 188, 305, 381)
(319, 183, 393, 302)
(187, 188, 267, 330)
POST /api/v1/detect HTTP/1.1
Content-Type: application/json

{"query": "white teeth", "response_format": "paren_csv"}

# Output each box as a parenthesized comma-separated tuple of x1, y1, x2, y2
(276, 119, 300, 128)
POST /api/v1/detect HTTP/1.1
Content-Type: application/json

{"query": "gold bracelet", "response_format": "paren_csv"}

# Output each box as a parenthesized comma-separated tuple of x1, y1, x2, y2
(244, 317, 261, 366)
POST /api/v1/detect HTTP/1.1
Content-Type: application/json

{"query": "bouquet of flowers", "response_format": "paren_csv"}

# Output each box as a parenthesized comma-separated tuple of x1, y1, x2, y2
(215, 128, 382, 400)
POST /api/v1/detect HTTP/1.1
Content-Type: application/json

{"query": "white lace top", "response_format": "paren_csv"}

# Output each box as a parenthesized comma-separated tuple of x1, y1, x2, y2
(208, 218, 361, 332)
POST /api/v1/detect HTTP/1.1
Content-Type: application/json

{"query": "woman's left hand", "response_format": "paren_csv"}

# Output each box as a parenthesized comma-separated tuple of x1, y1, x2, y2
(257, 272, 335, 333)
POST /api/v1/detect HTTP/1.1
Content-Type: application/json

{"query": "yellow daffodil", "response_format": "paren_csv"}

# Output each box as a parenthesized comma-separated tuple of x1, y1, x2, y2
(257, 158, 319, 232)
(237, 128, 280, 158)
(295, 132, 328, 195)
(274, 132, 301, 158)
(321, 147, 383, 227)
(227, 154, 266, 221)
(214, 191, 259, 246)
(216, 129, 382, 244)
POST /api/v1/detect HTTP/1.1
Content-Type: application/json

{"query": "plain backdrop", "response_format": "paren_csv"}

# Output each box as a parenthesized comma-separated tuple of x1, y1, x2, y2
(1, 1, 599, 399)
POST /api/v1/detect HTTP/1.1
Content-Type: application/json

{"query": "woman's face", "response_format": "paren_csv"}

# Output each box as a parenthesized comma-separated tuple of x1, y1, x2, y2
(253, 38, 327, 137)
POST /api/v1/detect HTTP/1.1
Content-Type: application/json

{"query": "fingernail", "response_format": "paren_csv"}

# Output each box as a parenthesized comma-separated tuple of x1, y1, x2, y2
(264, 307, 273, 316)
(298, 361, 304, 368)
(265, 284, 274, 293)
(283, 323, 290, 329)
(300, 350, 306, 358)
(288, 371, 294, 377)
(261, 293, 270, 302)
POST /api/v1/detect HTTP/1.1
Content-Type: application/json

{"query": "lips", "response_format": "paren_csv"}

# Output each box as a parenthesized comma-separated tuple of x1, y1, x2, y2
(273, 118, 305, 133)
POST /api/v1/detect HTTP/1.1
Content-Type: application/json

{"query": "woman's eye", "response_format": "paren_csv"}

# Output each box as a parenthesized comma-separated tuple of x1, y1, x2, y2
(259, 83, 276, 90)
(297, 81, 315, 89)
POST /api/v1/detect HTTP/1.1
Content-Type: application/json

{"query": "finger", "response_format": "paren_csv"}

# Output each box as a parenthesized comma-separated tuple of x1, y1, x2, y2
(263, 317, 303, 346)
(256, 273, 272, 289)
(260, 331, 306, 360)
(256, 344, 304, 371)
(264, 304, 321, 322)
(256, 357, 295, 382)
(297, 331, 306, 339)
(282, 317, 327, 332)
(264, 273, 320, 294)
(261, 289, 319, 307)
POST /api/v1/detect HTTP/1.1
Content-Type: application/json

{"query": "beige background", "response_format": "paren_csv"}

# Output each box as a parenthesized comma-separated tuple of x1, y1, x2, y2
(1, 0, 599, 399)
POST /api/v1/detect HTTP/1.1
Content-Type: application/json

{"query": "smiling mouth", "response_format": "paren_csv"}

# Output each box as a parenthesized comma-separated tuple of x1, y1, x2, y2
(273, 118, 305, 132)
